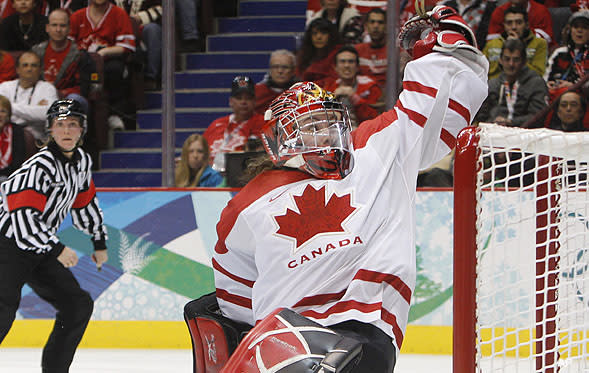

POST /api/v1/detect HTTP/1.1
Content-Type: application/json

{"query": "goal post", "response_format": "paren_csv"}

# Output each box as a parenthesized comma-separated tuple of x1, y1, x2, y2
(453, 123, 589, 372)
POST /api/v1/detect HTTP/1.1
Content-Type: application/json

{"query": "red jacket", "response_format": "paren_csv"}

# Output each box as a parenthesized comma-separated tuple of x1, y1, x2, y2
(298, 48, 339, 85)
(355, 42, 387, 89)
(0, 52, 15, 83)
(322, 75, 382, 122)
(487, 0, 554, 45)
(203, 114, 265, 164)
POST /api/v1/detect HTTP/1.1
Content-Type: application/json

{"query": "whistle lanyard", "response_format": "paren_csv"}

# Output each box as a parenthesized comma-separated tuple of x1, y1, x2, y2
(569, 49, 588, 80)
(502, 80, 519, 121)
(14, 82, 37, 105)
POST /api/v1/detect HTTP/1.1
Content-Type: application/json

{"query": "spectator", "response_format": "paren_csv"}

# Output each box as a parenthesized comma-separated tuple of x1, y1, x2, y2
(203, 76, 264, 173)
(0, 51, 15, 82)
(114, 0, 162, 90)
(0, 94, 35, 179)
(306, 0, 360, 36)
(440, 0, 496, 49)
(47, 0, 87, 14)
(545, 9, 589, 98)
(547, 90, 587, 131)
(483, 5, 547, 79)
(487, 0, 554, 46)
(175, 134, 223, 187)
(32, 8, 90, 110)
(296, 18, 340, 83)
(0, 0, 48, 51)
(0, 0, 84, 19)
(69, 0, 136, 131)
(0, 51, 58, 139)
(254, 49, 298, 115)
(322, 45, 381, 125)
(476, 38, 548, 127)
(176, 0, 201, 51)
(355, 8, 387, 89)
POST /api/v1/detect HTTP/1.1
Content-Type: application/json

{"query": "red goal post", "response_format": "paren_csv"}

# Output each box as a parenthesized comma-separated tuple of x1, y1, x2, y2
(453, 123, 589, 372)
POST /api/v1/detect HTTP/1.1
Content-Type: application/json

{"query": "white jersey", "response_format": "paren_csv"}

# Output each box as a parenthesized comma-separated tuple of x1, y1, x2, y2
(213, 51, 488, 352)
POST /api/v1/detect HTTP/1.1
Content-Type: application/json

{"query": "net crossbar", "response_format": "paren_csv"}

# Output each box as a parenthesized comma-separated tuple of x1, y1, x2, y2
(454, 123, 589, 373)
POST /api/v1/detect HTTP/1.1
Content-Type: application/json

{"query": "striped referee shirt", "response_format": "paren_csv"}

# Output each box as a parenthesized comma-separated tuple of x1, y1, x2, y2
(0, 142, 107, 255)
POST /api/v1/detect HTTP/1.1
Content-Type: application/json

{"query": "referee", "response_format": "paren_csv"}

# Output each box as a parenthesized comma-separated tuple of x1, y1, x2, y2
(0, 99, 108, 373)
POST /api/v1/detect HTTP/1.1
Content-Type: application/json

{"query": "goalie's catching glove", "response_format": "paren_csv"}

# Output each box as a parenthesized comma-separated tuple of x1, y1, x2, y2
(399, 3, 481, 59)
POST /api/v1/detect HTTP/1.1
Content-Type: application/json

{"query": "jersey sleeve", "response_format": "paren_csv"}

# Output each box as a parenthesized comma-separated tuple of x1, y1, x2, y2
(69, 11, 81, 43)
(213, 205, 258, 326)
(70, 155, 108, 247)
(115, 7, 136, 52)
(353, 51, 488, 171)
(0, 160, 63, 254)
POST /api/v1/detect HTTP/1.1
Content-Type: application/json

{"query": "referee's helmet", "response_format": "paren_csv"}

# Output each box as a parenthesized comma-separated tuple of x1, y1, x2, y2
(46, 99, 87, 136)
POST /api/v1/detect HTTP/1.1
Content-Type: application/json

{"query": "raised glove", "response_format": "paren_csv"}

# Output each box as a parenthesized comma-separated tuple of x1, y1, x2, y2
(399, 3, 480, 59)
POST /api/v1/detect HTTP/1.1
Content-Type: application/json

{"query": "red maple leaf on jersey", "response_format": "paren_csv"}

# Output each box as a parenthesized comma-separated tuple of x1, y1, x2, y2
(274, 184, 356, 249)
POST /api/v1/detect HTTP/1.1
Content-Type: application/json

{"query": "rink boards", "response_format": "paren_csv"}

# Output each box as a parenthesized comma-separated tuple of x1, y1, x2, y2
(2, 189, 586, 354)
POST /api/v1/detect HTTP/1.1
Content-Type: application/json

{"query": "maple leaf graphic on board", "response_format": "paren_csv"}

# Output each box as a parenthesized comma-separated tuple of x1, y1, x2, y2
(274, 184, 356, 250)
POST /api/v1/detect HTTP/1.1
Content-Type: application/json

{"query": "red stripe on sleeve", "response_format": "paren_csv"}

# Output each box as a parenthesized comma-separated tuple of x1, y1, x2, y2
(300, 300, 382, 320)
(448, 99, 471, 124)
(293, 289, 348, 308)
(381, 308, 404, 348)
(293, 269, 412, 308)
(72, 180, 96, 209)
(354, 269, 412, 304)
(212, 258, 255, 288)
(6, 189, 47, 212)
(402, 80, 438, 98)
(396, 101, 427, 128)
(405, 80, 471, 128)
(440, 128, 457, 149)
(300, 299, 406, 347)
(352, 109, 398, 150)
(216, 288, 252, 309)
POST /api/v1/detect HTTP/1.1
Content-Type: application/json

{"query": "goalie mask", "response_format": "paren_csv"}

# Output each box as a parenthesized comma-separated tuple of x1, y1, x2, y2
(262, 82, 354, 180)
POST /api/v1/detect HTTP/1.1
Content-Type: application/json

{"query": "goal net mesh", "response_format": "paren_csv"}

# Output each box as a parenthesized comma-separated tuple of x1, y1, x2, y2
(471, 123, 589, 372)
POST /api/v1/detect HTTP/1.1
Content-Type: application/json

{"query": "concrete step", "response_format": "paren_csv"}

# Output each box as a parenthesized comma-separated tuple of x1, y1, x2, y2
(144, 89, 230, 109)
(114, 129, 204, 149)
(136, 108, 231, 130)
(175, 69, 266, 89)
(185, 52, 271, 70)
(207, 33, 297, 52)
(239, 0, 308, 16)
(100, 149, 180, 169)
(217, 15, 305, 33)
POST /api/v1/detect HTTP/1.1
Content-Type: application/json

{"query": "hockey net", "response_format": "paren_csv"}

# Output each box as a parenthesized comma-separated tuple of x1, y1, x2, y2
(453, 123, 589, 372)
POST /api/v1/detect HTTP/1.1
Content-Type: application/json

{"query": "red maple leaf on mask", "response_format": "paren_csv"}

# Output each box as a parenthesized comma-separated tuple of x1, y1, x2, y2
(274, 184, 356, 250)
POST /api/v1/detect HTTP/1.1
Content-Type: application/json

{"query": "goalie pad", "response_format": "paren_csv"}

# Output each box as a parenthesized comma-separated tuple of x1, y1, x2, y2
(184, 292, 252, 373)
(221, 308, 363, 373)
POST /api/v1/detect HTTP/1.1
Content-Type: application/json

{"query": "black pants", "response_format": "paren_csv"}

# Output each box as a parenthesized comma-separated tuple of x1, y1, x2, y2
(0, 238, 93, 373)
(331, 320, 397, 372)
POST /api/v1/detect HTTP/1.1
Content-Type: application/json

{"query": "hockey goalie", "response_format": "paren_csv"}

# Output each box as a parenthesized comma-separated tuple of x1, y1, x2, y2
(184, 3, 489, 372)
